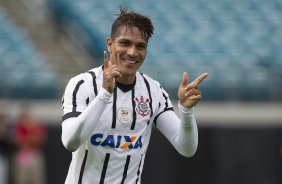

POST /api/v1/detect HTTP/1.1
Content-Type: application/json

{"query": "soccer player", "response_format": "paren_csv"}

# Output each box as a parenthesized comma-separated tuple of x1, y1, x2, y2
(61, 7, 208, 184)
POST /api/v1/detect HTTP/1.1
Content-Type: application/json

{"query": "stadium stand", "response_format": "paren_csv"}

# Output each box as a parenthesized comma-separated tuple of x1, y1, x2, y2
(0, 6, 58, 99)
(48, 0, 282, 101)
(1, 1, 282, 184)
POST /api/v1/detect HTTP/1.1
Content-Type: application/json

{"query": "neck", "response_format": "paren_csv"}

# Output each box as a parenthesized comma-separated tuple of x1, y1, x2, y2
(116, 75, 136, 85)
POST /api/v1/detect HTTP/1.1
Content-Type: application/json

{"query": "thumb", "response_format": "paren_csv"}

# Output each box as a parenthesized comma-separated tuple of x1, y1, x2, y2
(108, 60, 112, 67)
(180, 72, 189, 87)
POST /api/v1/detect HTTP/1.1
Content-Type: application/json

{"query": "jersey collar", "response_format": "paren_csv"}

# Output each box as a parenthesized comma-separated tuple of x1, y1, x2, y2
(116, 77, 136, 93)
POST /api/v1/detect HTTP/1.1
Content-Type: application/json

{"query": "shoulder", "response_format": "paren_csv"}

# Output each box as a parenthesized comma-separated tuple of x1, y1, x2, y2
(138, 72, 172, 102)
(63, 66, 102, 99)
(66, 66, 102, 88)
(85, 66, 103, 79)
(136, 72, 167, 100)
(137, 72, 162, 89)
(76, 66, 103, 82)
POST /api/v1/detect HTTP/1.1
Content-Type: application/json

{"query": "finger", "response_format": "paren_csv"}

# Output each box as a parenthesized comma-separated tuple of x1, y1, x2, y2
(194, 73, 208, 85)
(185, 89, 195, 97)
(106, 65, 122, 78)
(180, 72, 189, 87)
(185, 81, 198, 90)
(185, 73, 208, 90)
(185, 89, 201, 97)
(189, 95, 202, 101)
(104, 51, 109, 68)
(108, 60, 112, 68)
(111, 70, 122, 78)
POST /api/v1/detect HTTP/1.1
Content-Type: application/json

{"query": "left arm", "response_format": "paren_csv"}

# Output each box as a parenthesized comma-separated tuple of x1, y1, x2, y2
(156, 72, 208, 157)
(156, 104, 198, 157)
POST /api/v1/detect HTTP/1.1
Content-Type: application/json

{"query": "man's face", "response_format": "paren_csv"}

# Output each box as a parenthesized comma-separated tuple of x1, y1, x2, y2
(107, 26, 148, 80)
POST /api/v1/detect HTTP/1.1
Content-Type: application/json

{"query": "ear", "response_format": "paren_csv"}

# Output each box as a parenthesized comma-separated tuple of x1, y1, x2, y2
(106, 38, 112, 53)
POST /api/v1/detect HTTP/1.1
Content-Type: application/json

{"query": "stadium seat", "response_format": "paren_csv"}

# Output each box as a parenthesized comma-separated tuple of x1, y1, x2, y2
(48, 0, 282, 101)
(0, 7, 58, 99)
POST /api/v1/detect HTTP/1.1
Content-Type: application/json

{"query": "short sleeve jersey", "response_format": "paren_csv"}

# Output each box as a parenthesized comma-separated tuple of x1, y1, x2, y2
(62, 66, 173, 184)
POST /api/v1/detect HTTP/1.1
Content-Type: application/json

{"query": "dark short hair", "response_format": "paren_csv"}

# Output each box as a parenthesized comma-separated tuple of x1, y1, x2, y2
(111, 7, 154, 41)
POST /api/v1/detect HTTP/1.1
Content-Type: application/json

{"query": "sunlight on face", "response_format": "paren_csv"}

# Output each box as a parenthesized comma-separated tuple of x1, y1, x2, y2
(107, 26, 148, 83)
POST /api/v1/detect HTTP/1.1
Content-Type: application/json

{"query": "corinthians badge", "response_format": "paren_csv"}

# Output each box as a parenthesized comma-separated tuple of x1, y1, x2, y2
(134, 96, 151, 117)
(117, 107, 132, 125)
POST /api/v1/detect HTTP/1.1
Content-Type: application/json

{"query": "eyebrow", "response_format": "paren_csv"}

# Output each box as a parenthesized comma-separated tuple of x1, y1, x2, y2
(118, 38, 130, 43)
(118, 38, 147, 46)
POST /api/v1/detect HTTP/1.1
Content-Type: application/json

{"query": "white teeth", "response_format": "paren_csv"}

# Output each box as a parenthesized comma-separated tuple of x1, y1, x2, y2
(125, 60, 137, 64)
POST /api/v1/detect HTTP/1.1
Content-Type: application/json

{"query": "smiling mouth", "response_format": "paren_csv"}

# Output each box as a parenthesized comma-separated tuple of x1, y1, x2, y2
(123, 59, 138, 64)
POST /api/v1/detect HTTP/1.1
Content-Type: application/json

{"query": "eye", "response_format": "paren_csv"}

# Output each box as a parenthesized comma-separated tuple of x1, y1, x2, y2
(119, 40, 130, 46)
(137, 44, 146, 50)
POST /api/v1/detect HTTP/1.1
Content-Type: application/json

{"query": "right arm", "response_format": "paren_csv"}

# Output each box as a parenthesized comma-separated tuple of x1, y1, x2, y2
(61, 51, 121, 152)
(61, 86, 112, 152)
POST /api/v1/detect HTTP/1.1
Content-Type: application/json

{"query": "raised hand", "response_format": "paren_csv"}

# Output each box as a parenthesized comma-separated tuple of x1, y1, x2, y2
(178, 72, 208, 108)
(102, 51, 122, 93)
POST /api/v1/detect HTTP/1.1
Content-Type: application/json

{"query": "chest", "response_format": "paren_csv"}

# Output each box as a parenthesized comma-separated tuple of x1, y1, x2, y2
(97, 87, 159, 133)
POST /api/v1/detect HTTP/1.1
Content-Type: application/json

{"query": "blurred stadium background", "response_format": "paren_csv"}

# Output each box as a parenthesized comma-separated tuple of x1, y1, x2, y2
(0, 0, 282, 183)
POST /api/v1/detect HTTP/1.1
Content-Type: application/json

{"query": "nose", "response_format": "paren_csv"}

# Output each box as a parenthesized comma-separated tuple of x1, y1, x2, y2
(127, 46, 138, 57)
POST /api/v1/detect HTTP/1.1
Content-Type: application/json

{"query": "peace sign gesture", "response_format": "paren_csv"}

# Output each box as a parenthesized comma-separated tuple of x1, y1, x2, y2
(178, 72, 208, 108)
(102, 51, 122, 93)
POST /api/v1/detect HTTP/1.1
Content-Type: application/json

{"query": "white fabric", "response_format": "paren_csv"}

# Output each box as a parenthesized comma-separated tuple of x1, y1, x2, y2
(156, 103, 198, 157)
(61, 66, 198, 184)
(62, 88, 112, 151)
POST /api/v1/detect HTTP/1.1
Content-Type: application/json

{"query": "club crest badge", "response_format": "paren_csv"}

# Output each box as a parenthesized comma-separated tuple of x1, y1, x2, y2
(117, 107, 132, 125)
(134, 96, 151, 117)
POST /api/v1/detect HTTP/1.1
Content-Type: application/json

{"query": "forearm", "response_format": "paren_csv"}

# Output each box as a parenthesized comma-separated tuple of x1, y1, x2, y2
(175, 103, 198, 157)
(61, 88, 112, 152)
(156, 102, 198, 157)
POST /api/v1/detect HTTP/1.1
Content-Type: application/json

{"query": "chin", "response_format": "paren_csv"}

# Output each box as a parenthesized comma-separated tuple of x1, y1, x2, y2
(122, 70, 137, 77)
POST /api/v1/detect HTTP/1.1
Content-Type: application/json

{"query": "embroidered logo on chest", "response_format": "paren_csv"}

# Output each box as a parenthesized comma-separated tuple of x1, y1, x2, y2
(134, 96, 151, 117)
(117, 107, 132, 125)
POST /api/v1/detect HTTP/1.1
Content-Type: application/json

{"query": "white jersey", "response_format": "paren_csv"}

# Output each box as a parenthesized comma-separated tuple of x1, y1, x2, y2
(62, 66, 175, 184)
